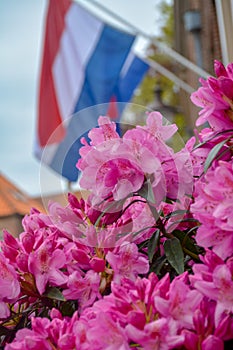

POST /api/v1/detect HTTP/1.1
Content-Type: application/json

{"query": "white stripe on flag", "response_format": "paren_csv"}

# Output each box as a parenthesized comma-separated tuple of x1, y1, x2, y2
(120, 50, 135, 78)
(52, 3, 104, 121)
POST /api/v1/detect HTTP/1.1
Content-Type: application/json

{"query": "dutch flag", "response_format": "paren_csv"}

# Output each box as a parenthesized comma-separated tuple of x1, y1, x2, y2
(35, 0, 149, 182)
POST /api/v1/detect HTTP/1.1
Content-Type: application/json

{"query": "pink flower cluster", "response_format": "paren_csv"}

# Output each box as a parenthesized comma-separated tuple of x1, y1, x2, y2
(0, 60, 233, 349)
(188, 60, 233, 263)
(77, 112, 193, 206)
(5, 271, 232, 349)
(191, 160, 233, 259)
(0, 199, 149, 311)
(191, 60, 233, 131)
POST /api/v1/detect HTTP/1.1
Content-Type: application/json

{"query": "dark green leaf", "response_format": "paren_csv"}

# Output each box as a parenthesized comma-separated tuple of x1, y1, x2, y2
(44, 287, 66, 301)
(164, 237, 184, 274)
(172, 229, 198, 254)
(167, 218, 198, 231)
(0, 325, 10, 336)
(204, 139, 228, 173)
(137, 238, 149, 250)
(148, 229, 160, 262)
(61, 300, 78, 317)
(133, 225, 155, 238)
(163, 209, 187, 221)
(150, 255, 167, 275)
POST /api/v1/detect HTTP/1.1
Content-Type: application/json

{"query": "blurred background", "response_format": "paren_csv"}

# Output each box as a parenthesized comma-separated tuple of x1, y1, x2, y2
(1, 0, 233, 235)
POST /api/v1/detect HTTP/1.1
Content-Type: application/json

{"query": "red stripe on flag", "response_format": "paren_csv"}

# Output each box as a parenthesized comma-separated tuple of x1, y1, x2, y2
(38, 0, 72, 147)
(107, 95, 118, 120)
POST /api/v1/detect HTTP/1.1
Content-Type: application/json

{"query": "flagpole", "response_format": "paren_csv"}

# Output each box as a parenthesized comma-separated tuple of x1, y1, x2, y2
(139, 56, 195, 94)
(81, 0, 210, 80)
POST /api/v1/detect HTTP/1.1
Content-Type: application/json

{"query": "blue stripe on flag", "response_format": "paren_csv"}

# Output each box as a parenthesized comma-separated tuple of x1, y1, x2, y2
(116, 56, 149, 102)
(73, 25, 135, 111)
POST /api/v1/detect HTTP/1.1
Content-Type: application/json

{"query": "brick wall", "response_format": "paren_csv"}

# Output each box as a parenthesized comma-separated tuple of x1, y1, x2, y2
(0, 215, 24, 238)
(173, 0, 222, 128)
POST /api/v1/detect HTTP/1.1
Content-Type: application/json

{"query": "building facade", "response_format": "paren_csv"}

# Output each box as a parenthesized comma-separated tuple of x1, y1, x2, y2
(173, 0, 223, 129)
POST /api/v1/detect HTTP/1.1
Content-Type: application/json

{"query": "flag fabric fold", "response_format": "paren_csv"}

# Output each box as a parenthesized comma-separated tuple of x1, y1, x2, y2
(35, 0, 149, 182)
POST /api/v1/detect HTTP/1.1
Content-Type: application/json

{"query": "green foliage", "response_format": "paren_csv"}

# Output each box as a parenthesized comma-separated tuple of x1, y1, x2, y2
(204, 138, 231, 173)
(132, 0, 175, 108)
(157, 0, 174, 46)
(133, 75, 155, 107)
(148, 229, 160, 263)
(44, 287, 66, 301)
(164, 237, 184, 275)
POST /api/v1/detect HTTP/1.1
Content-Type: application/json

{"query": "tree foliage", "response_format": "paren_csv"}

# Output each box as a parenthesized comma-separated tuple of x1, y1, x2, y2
(130, 0, 188, 138)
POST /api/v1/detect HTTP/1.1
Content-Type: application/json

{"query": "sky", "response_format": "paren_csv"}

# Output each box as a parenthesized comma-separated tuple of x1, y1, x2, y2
(0, 0, 165, 198)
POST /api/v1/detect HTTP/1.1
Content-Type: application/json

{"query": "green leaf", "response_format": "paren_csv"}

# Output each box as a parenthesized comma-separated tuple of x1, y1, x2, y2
(137, 239, 149, 251)
(0, 324, 10, 336)
(164, 237, 184, 274)
(44, 287, 66, 301)
(172, 229, 201, 261)
(132, 225, 155, 239)
(163, 209, 187, 221)
(60, 300, 78, 317)
(204, 139, 228, 173)
(138, 176, 155, 204)
(148, 203, 159, 221)
(173, 229, 198, 253)
(167, 218, 198, 231)
(149, 255, 167, 275)
(148, 229, 160, 262)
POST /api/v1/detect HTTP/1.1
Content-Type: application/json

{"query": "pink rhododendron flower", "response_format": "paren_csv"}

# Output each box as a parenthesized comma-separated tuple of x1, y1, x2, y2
(96, 157, 145, 201)
(77, 117, 138, 201)
(106, 242, 149, 283)
(0, 302, 11, 319)
(201, 335, 224, 350)
(28, 240, 68, 294)
(191, 60, 233, 130)
(88, 115, 120, 145)
(186, 127, 232, 177)
(182, 297, 233, 350)
(87, 312, 130, 350)
(154, 273, 203, 329)
(22, 207, 52, 233)
(126, 318, 184, 350)
(63, 270, 101, 310)
(5, 330, 52, 350)
(121, 197, 156, 244)
(191, 160, 233, 259)
(78, 136, 150, 201)
(82, 273, 186, 349)
(0, 230, 19, 264)
(77, 112, 186, 206)
(86, 273, 161, 327)
(78, 223, 128, 250)
(195, 225, 233, 259)
(48, 201, 84, 238)
(68, 192, 124, 227)
(5, 315, 78, 350)
(138, 111, 178, 141)
(0, 253, 20, 304)
(191, 251, 233, 326)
